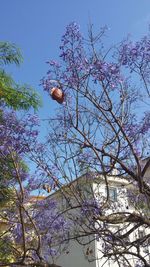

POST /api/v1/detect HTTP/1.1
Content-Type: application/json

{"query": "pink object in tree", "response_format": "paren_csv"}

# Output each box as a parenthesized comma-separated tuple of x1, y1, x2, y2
(50, 87, 64, 104)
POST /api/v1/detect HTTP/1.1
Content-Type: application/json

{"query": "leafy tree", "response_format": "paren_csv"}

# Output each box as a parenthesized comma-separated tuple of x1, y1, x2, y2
(1, 24, 150, 267)
(0, 43, 42, 264)
(0, 41, 23, 65)
(0, 42, 62, 267)
(37, 22, 150, 267)
(0, 41, 41, 190)
(0, 41, 41, 110)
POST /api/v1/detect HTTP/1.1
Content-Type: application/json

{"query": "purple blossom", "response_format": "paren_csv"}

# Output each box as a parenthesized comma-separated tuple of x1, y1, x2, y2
(81, 199, 101, 216)
(12, 223, 23, 243)
(119, 35, 150, 95)
(0, 108, 39, 156)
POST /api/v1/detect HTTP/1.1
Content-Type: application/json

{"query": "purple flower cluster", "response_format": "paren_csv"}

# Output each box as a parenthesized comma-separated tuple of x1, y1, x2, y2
(119, 35, 150, 94)
(42, 22, 88, 92)
(91, 60, 122, 88)
(0, 109, 39, 157)
(42, 21, 126, 102)
(32, 198, 71, 255)
(119, 37, 150, 69)
(12, 223, 23, 243)
(81, 198, 101, 217)
(140, 111, 150, 134)
(59, 22, 88, 88)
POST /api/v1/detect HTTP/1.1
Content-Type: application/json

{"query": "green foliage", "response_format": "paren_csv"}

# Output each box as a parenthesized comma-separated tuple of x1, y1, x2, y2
(0, 41, 23, 66)
(0, 42, 41, 202)
(0, 41, 41, 262)
(0, 186, 15, 206)
(0, 42, 42, 110)
(0, 70, 41, 110)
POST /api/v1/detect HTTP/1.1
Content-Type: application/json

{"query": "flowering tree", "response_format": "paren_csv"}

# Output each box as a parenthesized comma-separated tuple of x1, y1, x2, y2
(0, 43, 65, 267)
(0, 42, 70, 267)
(0, 41, 41, 207)
(38, 22, 150, 267)
(0, 110, 68, 266)
(1, 25, 150, 267)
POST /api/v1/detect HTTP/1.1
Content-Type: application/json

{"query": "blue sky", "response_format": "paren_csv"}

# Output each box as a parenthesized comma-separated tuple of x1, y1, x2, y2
(1, 0, 150, 121)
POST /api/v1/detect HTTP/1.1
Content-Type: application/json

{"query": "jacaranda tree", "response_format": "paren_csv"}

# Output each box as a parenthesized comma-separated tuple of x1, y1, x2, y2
(0, 43, 65, 267)
(0, 41, 41, 203)
(37, 22, 150, 267)
(1, 24, 150, 267)
(0, 43, 43, 266)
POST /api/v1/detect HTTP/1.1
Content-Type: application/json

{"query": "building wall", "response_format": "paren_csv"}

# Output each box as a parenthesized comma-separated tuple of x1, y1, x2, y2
(54, 174, 150, 267)
(55, 239, 97, 267)
(51, 175, 130, 267)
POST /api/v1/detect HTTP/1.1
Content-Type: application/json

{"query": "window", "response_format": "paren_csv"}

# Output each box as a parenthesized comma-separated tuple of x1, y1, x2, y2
(106, 187, 117, 201)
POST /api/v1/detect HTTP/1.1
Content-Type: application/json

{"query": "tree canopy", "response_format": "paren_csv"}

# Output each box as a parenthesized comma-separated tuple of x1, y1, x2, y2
(0, 24, 150, 267)
(0, 42, 41, 263)
(0, 41, 41, 110)
(39, 22, 150, 267)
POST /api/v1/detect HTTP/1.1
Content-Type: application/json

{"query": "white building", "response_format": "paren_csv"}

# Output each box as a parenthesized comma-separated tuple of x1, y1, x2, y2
(47, 168, 150, 267)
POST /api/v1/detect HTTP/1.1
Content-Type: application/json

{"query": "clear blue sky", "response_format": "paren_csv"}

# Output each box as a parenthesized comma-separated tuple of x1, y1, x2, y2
(1, 0, 150, 120)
